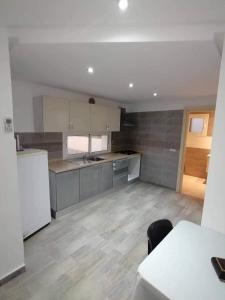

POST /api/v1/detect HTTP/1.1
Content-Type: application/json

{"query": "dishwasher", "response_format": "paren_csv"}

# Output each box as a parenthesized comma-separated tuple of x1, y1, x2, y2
(113, 159, 129, 187)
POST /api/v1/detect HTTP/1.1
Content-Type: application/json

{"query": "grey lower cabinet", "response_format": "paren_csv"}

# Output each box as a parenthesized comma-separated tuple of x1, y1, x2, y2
(80, 165, 100, 200)
(49, 161, 113, 217)
(99, 162, 113, 193)
(80, 162, 113, 200)
(49, 170, 79, 217)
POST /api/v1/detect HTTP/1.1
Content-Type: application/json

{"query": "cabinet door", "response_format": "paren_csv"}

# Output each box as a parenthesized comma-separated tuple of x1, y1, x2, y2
(80, 165, 100, 200)
(99, 162, 113, 193)
(90, 104, 108, 132)
(69, 101, 90, 132)
(109, 107, 121, 132)
(56, 170, 79, 211)
(90, 104, 121, 132)
(43, 97, 69, 132)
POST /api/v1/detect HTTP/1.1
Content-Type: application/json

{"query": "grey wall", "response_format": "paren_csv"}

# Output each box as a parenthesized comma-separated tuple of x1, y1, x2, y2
(112, 110, 184, 189)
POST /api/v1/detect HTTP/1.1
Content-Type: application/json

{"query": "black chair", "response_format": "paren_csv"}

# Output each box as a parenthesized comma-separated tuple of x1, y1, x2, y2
(147, 219, 173, 254)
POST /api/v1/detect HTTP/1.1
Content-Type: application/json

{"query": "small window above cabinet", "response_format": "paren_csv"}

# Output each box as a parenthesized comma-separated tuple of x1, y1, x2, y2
(188, 113, 209, 137)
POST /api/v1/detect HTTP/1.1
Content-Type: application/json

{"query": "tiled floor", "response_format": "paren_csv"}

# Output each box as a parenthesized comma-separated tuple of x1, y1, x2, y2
(0, 181, 203, 300)
(182, 174, 206, 200)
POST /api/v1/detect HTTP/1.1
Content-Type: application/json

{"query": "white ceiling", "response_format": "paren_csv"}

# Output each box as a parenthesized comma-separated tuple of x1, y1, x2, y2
(1, 0, 225, 27)
(10, 41, 220, 102)
(2, 0, 224, 103)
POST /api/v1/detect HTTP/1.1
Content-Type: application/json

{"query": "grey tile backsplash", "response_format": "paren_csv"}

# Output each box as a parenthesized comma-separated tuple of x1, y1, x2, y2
(15, 132, 63, 160)
(112, 110, 183, 189)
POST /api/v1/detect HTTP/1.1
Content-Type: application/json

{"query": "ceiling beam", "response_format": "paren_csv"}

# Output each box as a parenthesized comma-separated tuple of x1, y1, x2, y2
(7, 24, 225, 46)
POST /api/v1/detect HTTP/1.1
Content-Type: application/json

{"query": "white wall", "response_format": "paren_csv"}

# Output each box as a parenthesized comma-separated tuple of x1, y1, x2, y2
(12, 79, 123, 132)
(202, 39, 225, 234)
(0, 30, 24, 280)
(126, 96, 216, 113)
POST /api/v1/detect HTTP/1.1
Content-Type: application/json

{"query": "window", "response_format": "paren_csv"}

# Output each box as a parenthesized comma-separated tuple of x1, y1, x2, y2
(189, 118, 204, 133)
(67, 136, 89, 155)
(64, 133, 110, 159)
(188, 113, 209, 136)
(90, 135, 108, 153)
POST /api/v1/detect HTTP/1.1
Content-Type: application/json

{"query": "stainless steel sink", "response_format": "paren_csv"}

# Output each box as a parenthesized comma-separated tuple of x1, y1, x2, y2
(87, 157, 105, 162)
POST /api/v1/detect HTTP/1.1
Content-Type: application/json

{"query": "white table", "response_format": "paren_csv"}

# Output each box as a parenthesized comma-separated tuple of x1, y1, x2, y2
(132, 221, 225, 300)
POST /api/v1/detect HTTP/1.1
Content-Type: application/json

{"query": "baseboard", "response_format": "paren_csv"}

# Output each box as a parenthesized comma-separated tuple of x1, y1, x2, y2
(0, 265, 26, 286)
(24, 223, 51, 241)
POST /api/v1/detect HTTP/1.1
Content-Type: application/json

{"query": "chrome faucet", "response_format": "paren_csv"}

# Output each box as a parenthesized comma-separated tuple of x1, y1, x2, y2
(83, 153, 87, 163)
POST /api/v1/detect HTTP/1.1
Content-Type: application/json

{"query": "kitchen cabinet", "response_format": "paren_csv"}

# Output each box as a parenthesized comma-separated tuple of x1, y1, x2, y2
(49, 162, 113, 217)
(90, 104, 109, 132)
(34, 96, 121, 133)
(79, 165, 100, 200)
(90, 104, 121, 132)
(49, 170, 79, 215)
(34, 96, 70, 132)
(69, 101, 90, 132)
(80, 162, 113, 201)
(109, 106, 121, 131)
(113, 158, 129, 187)
(99, 162, 113, 193)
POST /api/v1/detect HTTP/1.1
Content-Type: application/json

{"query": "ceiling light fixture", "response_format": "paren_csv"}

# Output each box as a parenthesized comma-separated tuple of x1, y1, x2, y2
(88, 66, 94, 74)
(153, 92, 158, 97)
(129, 83, 134, 88)
(118, 0, 128, 11)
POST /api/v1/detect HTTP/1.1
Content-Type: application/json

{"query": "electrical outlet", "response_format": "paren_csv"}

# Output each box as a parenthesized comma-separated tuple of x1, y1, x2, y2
(3, 117, 13, 133)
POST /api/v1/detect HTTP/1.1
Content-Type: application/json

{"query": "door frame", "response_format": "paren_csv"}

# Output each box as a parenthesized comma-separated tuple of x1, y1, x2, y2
(176, 106, 215, 193)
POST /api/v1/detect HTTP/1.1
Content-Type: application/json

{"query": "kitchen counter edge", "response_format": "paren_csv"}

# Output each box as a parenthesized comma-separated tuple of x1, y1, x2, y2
(49, 153, 141, 174)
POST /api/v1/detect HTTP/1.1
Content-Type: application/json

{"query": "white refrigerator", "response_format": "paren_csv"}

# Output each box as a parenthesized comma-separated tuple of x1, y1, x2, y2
(17, 149, 51, 239)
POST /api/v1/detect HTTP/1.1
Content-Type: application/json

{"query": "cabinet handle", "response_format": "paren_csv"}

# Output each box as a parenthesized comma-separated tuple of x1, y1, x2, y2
(106, 124, 110, 131)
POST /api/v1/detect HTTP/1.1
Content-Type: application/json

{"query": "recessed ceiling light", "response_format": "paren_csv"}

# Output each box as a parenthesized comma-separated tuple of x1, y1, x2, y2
(88, 66, 94, 74)
(118, 0, 128, 11)
(153, 92, 158, 97)
(129, 83, 134, 88)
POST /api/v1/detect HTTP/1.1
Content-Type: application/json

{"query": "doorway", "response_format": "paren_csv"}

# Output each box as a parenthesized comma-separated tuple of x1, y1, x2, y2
(178, 108, 215, 200)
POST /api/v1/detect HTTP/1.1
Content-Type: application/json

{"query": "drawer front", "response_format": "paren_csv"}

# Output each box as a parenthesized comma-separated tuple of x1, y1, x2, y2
(113, 173, 128, 187)
(113, 159, 129, 171)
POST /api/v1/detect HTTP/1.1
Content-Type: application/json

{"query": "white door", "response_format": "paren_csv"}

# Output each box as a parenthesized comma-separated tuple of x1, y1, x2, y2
(69, 101, 90, 132)
(43, 96, 69, 132)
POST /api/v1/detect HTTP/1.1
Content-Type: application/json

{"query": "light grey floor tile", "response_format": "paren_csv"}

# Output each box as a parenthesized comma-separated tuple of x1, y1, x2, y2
(0, 181, 202, 300)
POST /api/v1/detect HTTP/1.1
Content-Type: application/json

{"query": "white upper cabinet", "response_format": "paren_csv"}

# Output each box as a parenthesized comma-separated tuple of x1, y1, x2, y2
(43, 97, 69, 132)
(69, 101, 90, 132)
(90, 104, 109, 132)
(108, 106, 121, 132)
(34, 96, 120, 132)
(90, 104, 121, 132)
(34, 96, 69, 132)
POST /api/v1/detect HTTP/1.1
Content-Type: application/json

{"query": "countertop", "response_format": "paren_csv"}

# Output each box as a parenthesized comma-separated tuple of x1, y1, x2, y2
(17, 149, 48, 158)
(49, 152, 140, 174)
